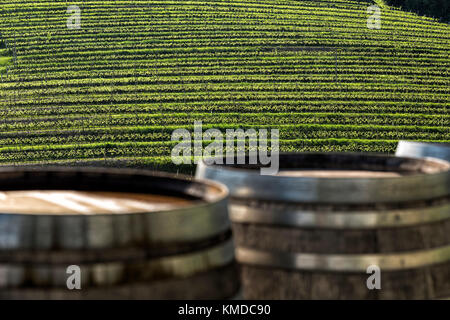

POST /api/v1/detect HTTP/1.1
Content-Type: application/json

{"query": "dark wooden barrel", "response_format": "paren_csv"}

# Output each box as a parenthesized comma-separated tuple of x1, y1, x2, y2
(396, 140, 450, 162)
(0, 167, 240, 300)
(196, 153, 450, 299)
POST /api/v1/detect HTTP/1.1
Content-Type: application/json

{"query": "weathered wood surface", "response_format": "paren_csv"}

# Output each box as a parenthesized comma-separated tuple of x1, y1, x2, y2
(241, 262, 450, 300)
(232, 219, 450, 254)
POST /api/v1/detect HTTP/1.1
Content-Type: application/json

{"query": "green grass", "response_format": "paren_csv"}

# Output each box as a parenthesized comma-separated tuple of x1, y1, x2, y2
(0, 0, 448, 171)
(0, 51, 12, 73)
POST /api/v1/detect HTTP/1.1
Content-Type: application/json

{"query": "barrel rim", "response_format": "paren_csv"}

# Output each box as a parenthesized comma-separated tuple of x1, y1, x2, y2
(198, 152, 450, 177)
(196, 152, 449, 204)
(0, 166, 229, 216)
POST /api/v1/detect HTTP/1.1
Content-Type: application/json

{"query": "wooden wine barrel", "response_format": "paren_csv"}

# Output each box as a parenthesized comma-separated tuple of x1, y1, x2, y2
(0, 167, 239, 300)
(396, 140, 450, 162)
(196, 153, 450, 299)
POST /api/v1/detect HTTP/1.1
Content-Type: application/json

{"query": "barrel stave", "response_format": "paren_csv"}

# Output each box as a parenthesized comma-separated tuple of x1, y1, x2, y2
(232, 219, 450, 255)
(241, 263, 450, 300)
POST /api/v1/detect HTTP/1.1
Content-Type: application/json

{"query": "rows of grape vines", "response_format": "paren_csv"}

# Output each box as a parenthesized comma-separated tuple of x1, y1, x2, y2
(0, 0, 448, 171)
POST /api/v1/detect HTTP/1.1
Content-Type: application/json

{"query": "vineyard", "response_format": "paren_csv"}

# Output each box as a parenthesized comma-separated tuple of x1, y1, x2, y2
(0, 0, 448, 171)
(0, 39, 12, 75)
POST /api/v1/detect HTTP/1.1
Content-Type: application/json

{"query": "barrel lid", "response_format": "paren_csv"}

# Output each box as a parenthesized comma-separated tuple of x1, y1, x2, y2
(0, 167, 228, 215)
(196, 152, 450, 204)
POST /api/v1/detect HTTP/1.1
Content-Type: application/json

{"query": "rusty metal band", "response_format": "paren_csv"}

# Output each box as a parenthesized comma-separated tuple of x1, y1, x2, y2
(229, 202, 450, 228)
(196, 153, 450, 204)
(236, 244, 450, 272)
(396, 140, 450, 162)
(0, 198, 230, 250)
(0, 239, 235, 288)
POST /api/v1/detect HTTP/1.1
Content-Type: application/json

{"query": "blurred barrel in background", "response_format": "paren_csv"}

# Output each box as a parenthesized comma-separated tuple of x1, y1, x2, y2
(0, 168, 239, 299)
(196, 153, 450, 299)
(396, 140, 450, 162)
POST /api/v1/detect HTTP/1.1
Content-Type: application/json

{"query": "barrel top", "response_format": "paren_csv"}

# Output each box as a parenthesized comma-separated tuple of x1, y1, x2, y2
(196, 152, 450, 204)
(0, 167, 228, 216)
(0, 190, 192, 215)
(199, 152, 449, 176)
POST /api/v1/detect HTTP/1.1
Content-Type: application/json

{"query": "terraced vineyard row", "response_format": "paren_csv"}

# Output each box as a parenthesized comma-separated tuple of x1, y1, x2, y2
(0, 0, 448, 170)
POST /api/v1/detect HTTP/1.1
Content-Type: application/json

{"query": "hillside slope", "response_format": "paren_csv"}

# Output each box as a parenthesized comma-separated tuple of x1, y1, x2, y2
(0, 0, 448, 170)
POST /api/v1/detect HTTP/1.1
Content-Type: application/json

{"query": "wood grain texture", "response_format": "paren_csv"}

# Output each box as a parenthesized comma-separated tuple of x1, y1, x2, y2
(232, 219, 450, 254)
(233, 214, 449, 299)
(241, 262, 450, 300)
